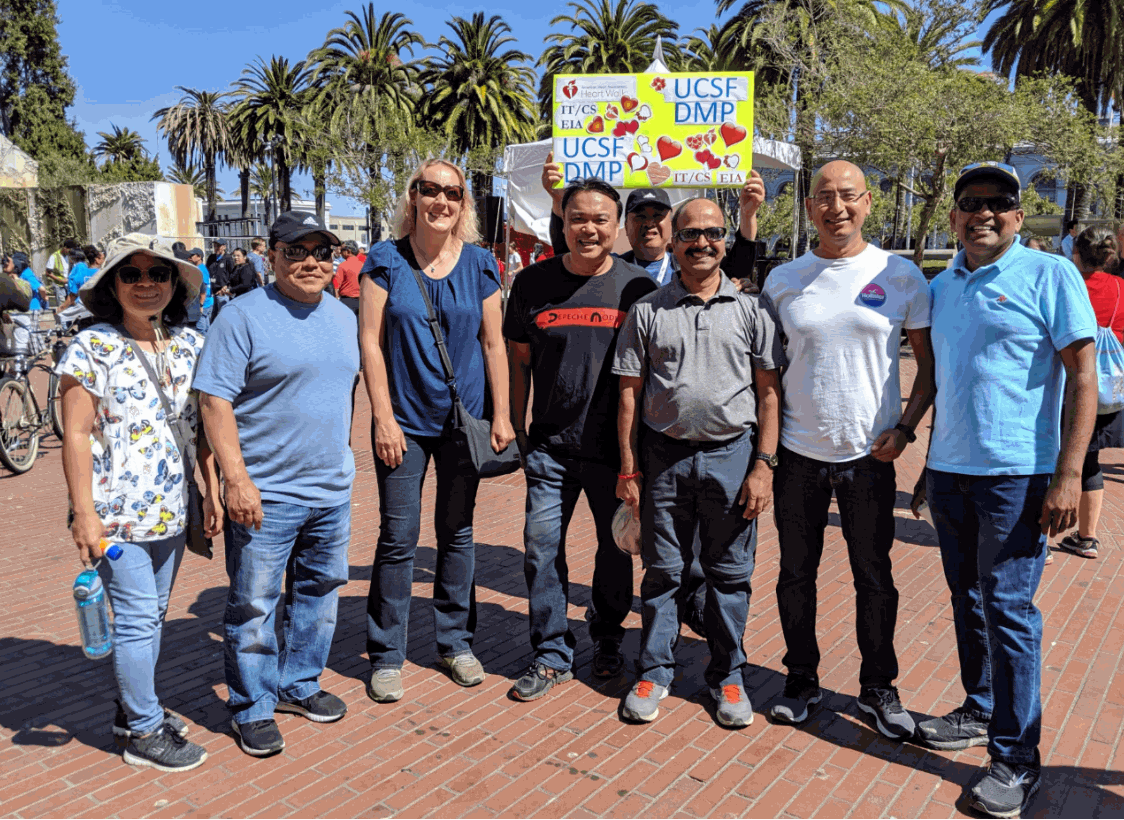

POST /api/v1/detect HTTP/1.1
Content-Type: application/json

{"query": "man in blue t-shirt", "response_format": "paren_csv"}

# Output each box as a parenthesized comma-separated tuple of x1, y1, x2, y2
(195, 211, 358, 759)
(187, 248, 212, 332)
(915, 162, 1097, 819)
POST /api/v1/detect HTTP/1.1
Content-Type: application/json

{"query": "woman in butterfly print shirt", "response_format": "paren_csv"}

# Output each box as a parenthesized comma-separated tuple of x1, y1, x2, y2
(55, 234, 220, 772)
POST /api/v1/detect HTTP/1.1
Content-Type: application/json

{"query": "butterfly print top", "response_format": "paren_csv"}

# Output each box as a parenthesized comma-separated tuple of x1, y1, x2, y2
(55, 323, 205, 542)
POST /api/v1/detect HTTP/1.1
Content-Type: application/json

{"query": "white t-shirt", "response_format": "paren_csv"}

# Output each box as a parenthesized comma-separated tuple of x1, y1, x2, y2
(762, 244, 930, 462)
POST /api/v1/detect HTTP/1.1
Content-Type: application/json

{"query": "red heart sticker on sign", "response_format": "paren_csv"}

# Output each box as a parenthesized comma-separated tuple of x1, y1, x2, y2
(605, 103, 619, 120)
(562, 80, 578, 99)
(586, 116, 604, 134)
(657, 137, 682, 161)
(720, 122, 747, 146)
(624, 119, 639, 134)
(621, 96, 639, 112)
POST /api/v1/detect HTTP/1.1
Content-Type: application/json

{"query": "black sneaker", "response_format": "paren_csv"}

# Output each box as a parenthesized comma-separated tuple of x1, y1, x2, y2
(969, 759, 1041, 818)
(231, 718, 285, 757)
(591, 639, 624, 678)
(916, 705, 990, 750)
(275, 690, 347, 723)
(123, 725, 207, 772)
(113, 700, 189, 739)
(769, 674, 821, 724)
(857, 686, 916, 740)
(509, 663, 574, 701)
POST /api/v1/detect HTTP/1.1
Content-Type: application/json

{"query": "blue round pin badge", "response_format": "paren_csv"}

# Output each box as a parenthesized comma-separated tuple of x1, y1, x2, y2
(860, 283, 886, 307)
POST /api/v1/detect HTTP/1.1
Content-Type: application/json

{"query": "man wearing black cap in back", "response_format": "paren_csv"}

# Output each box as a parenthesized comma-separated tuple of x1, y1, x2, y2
(194, 211, 360, 758)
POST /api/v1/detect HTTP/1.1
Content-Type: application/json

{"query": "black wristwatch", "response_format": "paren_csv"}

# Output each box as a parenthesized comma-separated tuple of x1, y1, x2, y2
(894, 423, 917, 444)
(755, 451, 779, 469)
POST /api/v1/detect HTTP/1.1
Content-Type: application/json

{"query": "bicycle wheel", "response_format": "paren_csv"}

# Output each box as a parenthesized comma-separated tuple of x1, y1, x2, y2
(0, 377, 40, 473)
(48, 370, 64, 440)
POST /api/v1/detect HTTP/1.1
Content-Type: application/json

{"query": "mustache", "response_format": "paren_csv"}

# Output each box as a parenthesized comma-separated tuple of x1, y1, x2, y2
(686, 248, 718, 257)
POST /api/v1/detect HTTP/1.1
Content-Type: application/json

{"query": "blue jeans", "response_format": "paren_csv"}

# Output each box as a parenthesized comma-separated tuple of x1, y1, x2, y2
(367, 430, 480, 668)
(194, 310, 210, 335)
(99, 533, 186, 734)
(523, 445, 632, 672)
(224, 500, 351, 724)
(773, 447, 900, 688)
(638, 428, 758, 689)
(926, 470, 1048, 765)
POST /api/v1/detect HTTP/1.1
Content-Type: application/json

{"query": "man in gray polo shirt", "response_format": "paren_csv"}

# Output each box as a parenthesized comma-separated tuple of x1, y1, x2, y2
(612, 198, 784, 729)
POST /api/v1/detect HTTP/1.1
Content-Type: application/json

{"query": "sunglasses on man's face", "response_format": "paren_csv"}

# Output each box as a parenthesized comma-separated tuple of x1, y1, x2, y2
(956, 195, 1020, 214)
(413, 181, 465, 202)
(116, 265, 175, 284)
(674, 226, 727, 243)
(280, 245, 334, 262)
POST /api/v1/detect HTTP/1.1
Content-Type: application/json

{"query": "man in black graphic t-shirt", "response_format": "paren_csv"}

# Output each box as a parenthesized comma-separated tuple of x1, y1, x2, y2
(504, 178, 656, 701)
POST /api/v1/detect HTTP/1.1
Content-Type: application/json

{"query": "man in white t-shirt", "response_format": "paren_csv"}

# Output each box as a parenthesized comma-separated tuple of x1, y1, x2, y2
(761, 160, 936, 740)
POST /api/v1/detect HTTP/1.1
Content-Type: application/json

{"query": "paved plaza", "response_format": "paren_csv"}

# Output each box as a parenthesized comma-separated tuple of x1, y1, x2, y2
(1, 357, 1122, 818)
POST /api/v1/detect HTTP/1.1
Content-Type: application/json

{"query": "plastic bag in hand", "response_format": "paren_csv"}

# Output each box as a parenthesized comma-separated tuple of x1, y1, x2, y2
(612, 502, 641, 556)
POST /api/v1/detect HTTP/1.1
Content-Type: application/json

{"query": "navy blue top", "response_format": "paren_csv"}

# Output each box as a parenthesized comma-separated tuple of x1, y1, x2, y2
(361, 239, 501, 437)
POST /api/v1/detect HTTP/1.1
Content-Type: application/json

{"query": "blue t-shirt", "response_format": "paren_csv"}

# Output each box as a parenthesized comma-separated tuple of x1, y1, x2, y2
(248, 252, 265, 276)
(361, 239, 500, 437)
(929, 240, 1097, 476)
(20, 268, 45, 309)
(197, 263, 213, 311)
(67, 262, 93, 295)
(192, 284, 360, 506)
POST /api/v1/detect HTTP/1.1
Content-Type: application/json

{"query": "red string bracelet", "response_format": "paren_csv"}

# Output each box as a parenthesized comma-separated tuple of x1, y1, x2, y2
(617, 471, 641, 480)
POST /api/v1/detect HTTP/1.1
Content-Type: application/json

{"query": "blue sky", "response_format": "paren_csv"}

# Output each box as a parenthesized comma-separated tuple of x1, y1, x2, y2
(57, 1, 993, 217)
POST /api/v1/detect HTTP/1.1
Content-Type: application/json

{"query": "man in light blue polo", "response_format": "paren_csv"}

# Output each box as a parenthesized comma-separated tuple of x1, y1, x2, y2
(916, 162, 1097, 818)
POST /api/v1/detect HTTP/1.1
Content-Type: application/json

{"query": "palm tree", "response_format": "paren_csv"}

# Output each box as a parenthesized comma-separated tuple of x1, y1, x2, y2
(93, 125, 148, 166)
(249, 162, 275, 224)
(230, 56, 313, 214)
(419, 13, 537, 197)
(683, 23, 746, 71)
(152, 88, 232, 221)
(875, 0, 983, 70)
(166, 160, 225, 201)
(538, 0, 679, 123)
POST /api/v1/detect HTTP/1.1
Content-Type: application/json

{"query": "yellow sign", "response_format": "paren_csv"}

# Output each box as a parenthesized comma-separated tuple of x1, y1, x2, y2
(552, 72, 754, 188)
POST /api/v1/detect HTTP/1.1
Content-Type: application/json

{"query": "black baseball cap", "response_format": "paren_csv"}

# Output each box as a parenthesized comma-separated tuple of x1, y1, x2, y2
(189, 247, 204, 259)
(269, 210, 341, 247)
(625, 188, 671, 215)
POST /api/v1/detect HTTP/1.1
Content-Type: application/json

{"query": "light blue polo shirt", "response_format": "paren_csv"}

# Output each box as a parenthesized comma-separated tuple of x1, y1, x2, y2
(929, 240, 1096, 476)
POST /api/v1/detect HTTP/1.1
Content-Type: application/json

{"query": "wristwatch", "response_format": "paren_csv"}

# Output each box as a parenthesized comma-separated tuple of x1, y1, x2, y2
(894, 423, 917, 444)
(755, 451, 779, 469)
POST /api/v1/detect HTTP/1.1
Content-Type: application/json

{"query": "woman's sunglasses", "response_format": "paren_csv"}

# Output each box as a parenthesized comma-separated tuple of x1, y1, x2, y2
(116, 265, 175, 284)
(413, 181, 465, 202)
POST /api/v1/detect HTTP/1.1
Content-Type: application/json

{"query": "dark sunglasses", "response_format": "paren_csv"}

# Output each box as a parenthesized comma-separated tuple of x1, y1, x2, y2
(116, 265, 175, 284)
(413, 180, 465, 202)
(956, 195, 1020, 214)
(280, 245, 334, 262)
(674, 226, 727, 243)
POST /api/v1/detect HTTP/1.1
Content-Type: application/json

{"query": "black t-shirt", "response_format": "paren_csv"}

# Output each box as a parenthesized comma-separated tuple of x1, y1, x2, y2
(504, 256, 657, 463)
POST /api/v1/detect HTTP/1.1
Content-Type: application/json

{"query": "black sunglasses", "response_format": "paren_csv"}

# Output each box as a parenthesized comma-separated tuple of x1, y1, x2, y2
(280, 245, 334, 262)
(413, 180, 465, 202)
(116, 265, 175, 284)
(674, 226, 727, 243)
(956, 195, 1020, 214)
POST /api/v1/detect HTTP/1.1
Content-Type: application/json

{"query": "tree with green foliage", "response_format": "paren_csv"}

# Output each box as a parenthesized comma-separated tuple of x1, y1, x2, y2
(153, 87, 233, 221)
(93, 125, 147, 166)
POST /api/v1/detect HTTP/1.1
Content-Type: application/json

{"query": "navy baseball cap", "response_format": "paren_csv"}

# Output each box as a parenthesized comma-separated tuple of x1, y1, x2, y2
(625, 188, 671, 215)
(269, 211, 341, 247)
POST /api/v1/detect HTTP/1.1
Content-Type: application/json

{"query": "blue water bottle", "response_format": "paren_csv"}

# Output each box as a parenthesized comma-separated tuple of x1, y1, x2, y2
(73, 540, 120, 660)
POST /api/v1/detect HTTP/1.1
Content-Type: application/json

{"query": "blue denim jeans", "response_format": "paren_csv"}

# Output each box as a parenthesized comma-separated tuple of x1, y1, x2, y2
(224, 500, 351, 724)
(773, 447, 900, 688)
(367, 430, 480, 668)
(523, 445, 632, 672)
(638, 428, 758, 689)
(99, 533, 185, 734)
(926, 469, 1048, 765)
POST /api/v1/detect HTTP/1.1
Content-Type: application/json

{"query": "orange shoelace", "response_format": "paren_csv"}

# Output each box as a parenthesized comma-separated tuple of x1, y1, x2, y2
(636, 681, 656, 698)
(721, 685, 742, 703)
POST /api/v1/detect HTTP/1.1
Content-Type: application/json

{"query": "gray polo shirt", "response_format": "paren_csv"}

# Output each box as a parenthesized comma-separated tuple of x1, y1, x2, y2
(612, 273, 785, 442)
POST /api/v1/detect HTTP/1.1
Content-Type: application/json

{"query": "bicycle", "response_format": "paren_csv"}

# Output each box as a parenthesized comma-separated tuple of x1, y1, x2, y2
(0, 323, 71, 474)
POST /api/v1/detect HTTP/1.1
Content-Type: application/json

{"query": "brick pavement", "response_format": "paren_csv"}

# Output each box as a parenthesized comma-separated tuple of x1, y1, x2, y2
(1, 356, 1122, 818)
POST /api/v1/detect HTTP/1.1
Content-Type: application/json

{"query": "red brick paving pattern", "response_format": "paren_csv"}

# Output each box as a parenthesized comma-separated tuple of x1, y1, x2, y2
(1, 358, 1122, 818)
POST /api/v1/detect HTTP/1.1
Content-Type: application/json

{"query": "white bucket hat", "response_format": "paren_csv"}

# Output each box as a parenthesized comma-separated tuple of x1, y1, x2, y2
(78, 233, 202, 304)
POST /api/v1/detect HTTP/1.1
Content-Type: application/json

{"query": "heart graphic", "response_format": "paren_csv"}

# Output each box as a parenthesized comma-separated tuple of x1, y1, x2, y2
(720, 122, 747, 146)
(636, 104, 653, 121)
(620, 95, 639, 112)
(612, 121, 629, 138)
(704, 129, 717, 145)
(627, 152, 649, 172)
(686, 135, 703, 150)
(605, 103, 619, 120)
(707, 155, 721, 170)
(724, 154, 740, 169)
(624, 119, 639, 134)
(657, 136, 682, 161)
(694, 149, 714, 166)
(562, 80, 578, 99)
(586, 115, 604, 134)
(636, 135, 650, 150)
(646, 162, 671, 185)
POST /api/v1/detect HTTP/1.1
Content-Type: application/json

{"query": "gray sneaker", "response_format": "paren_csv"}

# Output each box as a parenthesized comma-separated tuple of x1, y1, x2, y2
(769, 674, 821, 724)
(622, 680, 669, 722)
(712, 684, 754, 728)
(123, 725, 207, 772)
(969, 759, 1041, 818)
(917, 705, 990, 750)
(440, 653, 486, 687)
(857, 686, 916, 740)
(367, 668, 405, 703)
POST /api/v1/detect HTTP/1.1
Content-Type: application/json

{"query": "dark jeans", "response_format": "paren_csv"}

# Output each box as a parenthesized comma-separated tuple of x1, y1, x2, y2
(367, 429, 481, 668)
(926, 469, 1048, 765)
(522, 445, 632, 672)
(773, 446, 899, 688)
(638, 428, 758, 689)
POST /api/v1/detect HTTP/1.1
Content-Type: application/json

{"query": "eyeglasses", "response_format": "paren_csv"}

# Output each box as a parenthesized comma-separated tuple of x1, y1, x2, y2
(413, 181, 465, 202)
(956, 195, 1020, 214)
(674, 226, 727, 243)
(116, 265, 175, 284)
(280, 245, 334, 262)
(809, 190, 868, 206)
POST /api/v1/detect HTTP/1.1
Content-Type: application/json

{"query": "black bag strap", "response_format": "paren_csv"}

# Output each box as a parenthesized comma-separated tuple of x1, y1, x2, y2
(407, 259, 461, 404)
(113, 325, 193, 469)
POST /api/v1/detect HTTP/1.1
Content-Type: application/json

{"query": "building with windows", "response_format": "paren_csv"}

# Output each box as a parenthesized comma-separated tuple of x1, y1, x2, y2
(210, 198, 376, 246)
